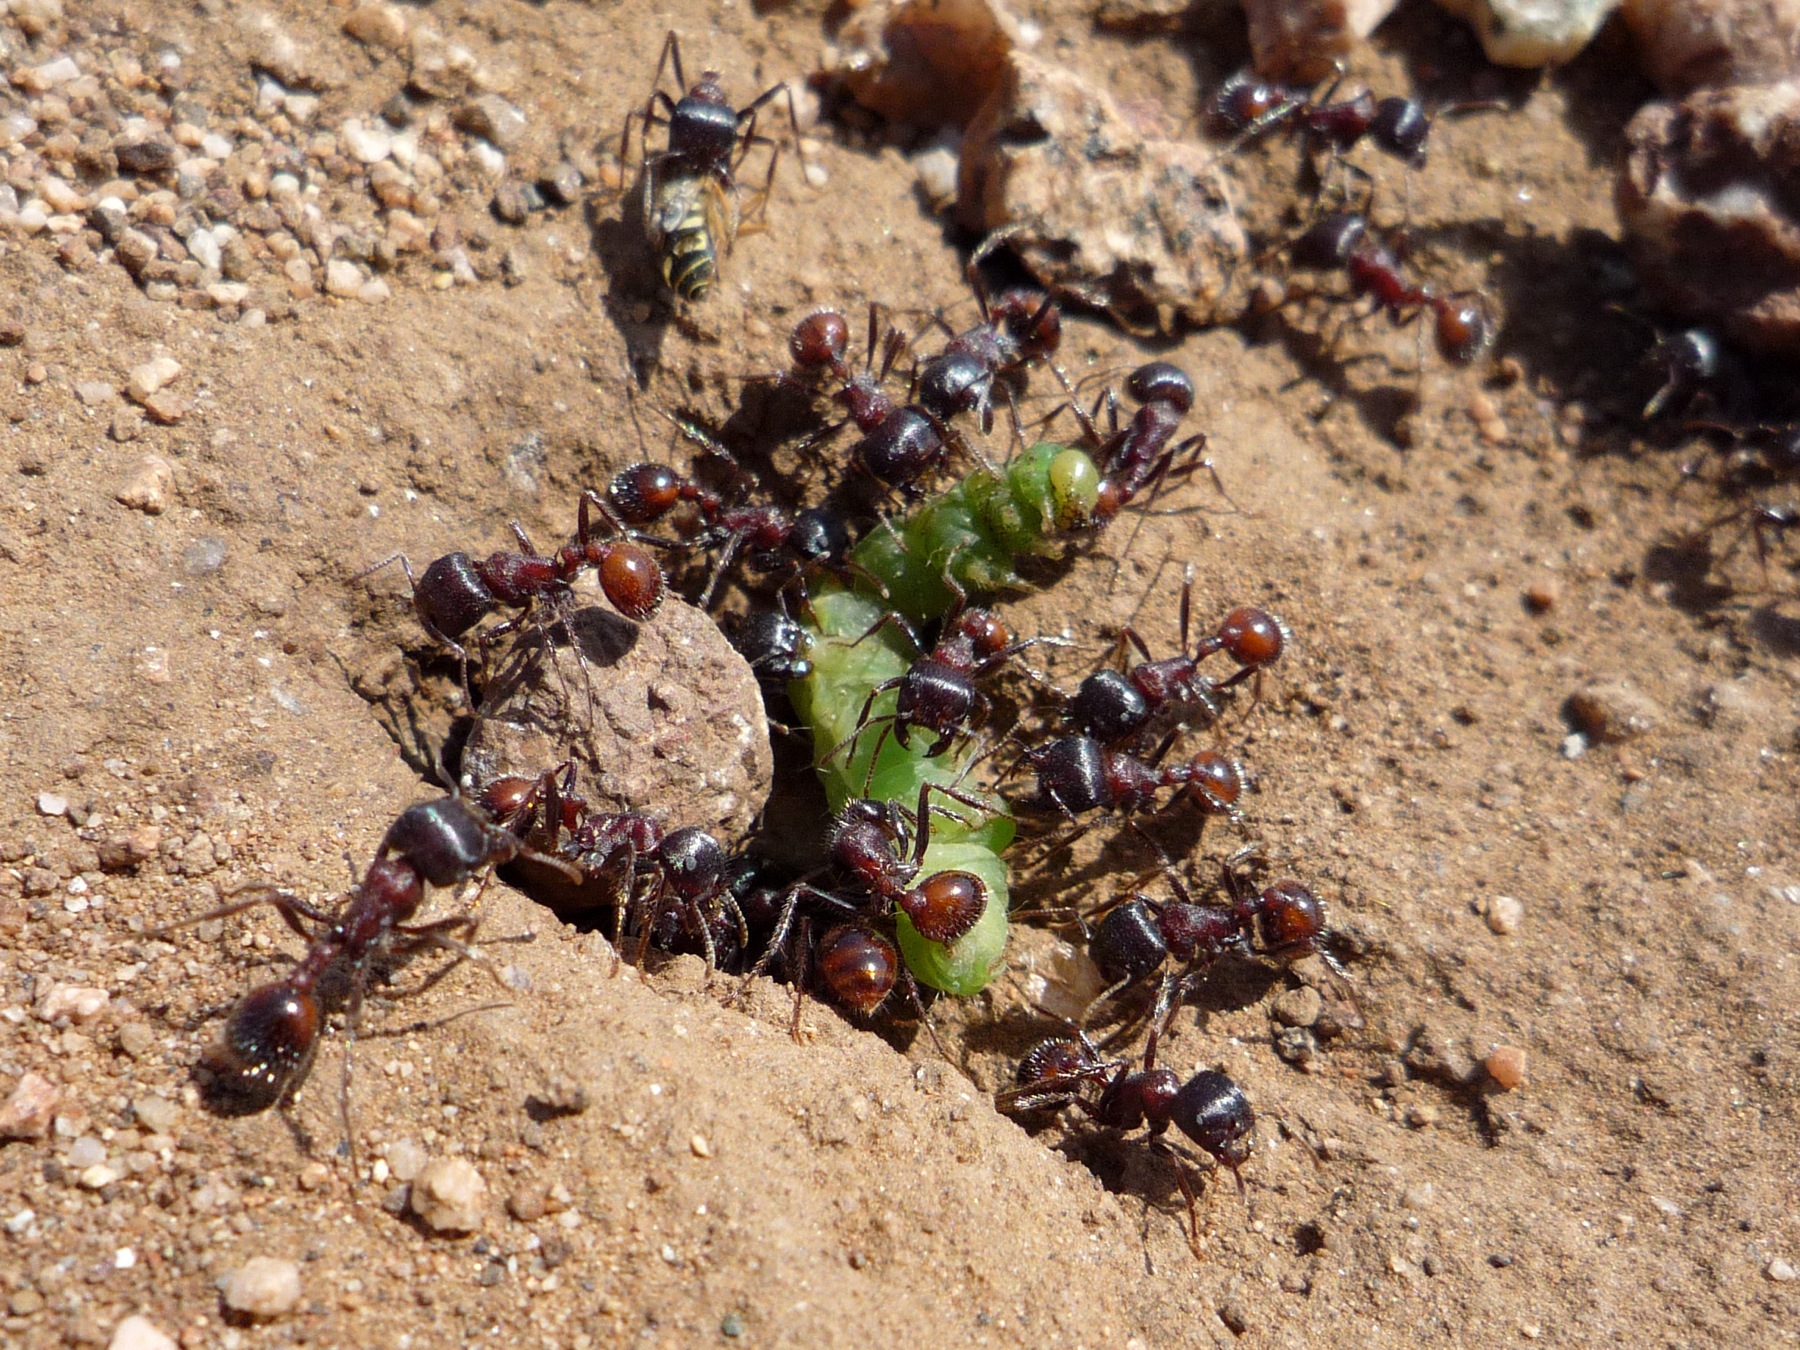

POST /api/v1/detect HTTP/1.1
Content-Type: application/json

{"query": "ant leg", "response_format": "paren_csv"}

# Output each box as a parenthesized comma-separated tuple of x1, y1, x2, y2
(152, 886, 334, 943)
(1152, 1137, 1209, 1261)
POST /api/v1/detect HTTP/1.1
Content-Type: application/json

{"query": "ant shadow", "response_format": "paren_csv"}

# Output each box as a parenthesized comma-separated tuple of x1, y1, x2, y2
(1643, 543, 1800, 653)
(586, 185, 682, 386)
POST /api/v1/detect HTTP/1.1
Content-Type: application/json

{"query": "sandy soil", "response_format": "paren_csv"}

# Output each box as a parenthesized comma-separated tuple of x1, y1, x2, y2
(1, 1, 1796, 1347)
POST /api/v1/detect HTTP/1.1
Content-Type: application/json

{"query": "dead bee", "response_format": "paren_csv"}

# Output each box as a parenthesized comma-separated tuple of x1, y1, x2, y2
(621, 31, 797, 302)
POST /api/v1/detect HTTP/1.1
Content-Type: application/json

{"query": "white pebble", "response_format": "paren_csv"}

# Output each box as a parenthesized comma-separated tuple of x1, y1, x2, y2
(36, 790, 68, 816)
(35, 984, 110, 1023)
(324, 259, 363, 296)
(126, 356, 181, 402)
(341, 118, 393, 165)
(220, 1256, 303, 1318)
(410, 1157, 488, 1232)
(108, 1314, 178, 1350)
(114, 1247, 136, 1270)
(79, 1163, 122, 1189)
(185, 228, 222, 273)
(68, 1135, 107, 1168)
(1769, 1259, 1798, 1283)
(383, 1138, 427, 1181)
(1485, 895, 1524, 935)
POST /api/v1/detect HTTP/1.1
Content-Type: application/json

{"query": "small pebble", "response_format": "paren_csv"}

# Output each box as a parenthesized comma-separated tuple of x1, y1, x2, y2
(141, 391, 189, 425)
(69, 1136, 107, 1168)
(0, 1073, 62, 1139)
(1485, 1045, 1528, 1089)
(384, 1137, 427, 1181)
(134, 1094, 180, 1134)
(1566, 681, 1658, 743)
(114, 454, 174, 514)
(1271, 986, 1323, 1027)
(125, 356, 181, 403)
(35, 984, 110, 1023)
(1484, 894, 1524, 935)
(80, 1163, 122, 1189)
(690, 1133, 713, 1159)
(410, 1157, 489, 1233)
(1767, 1258, 1798, 1283)
(220, 1256, 303, 1318)
(108, 1315, 178, 1350)
(117, 1023, 156, 1058)
(36, 790, 68, 816)
(1522, 579, 1558, 613)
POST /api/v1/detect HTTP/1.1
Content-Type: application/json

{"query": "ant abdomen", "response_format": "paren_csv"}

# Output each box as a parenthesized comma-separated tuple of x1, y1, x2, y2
(203, 981, 320, 1098)
(1213, 605, 1287, 670)
(415, 552, 498, 642)
(899, 870, 987, 944)
(1125, 362, 1194, 414)
(1170, 1070, 1254, 1166)
(1434, 298, 1493, 365)
(816, 923, 899, 1014)
(1017, 1035, 1091, 1088)
(383, 799, 512, 888)
(1091, 901, 1168, 985)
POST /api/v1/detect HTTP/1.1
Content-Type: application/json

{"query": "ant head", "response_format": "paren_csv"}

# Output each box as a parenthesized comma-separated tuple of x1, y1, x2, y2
(1433, 296, 1494, 365)
(1182, 751, 1248, 816)
(952, 607, 1013, 661)
(1255, 880, 1326, 951)
(900, 870, 987, 944)
(994, 290, 1061, 361)
(596, 543, 666, 621)
(790, 506, 849, 563)
(658, 827, 727, 898)
(815, 923, 899, 1015)
(790, 308, 849, 371)
(1216, 605, 1287, 668)
(608, 462, 684, 525)
(1126, 361, 1194, 414)
(1212, 71, 1293, 133)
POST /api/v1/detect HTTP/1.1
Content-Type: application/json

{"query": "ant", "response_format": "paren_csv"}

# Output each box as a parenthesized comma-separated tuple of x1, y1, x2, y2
(824, 596, 1062, 786)
(913, 236, 1062, 437)
(782, 303, 969, 498)
(995, 994, 1254, 1260)
(728, 605, 815, 686)
(357, 493, 666, 697)
(158, 779, 581, 1124)
(621, 31, 800, 302)
(1055, 361, 1218, 515)
(1019, 732, 1252, 835)
(1067, 577, 1290, 747)
(1288, 210, 1494, 367)
(743, 783, 996, 1034)
(1211, 69, 1434, 170)
(1677, 500, 1800, 588)
(1081, 846, 1344, 1026)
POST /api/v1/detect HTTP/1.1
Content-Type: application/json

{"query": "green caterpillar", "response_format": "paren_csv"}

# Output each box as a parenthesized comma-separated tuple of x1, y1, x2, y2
(788, 442, 1105, 995)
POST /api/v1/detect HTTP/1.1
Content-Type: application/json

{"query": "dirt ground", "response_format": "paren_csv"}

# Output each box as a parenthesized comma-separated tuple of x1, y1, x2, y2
(1, 1, 1797, 1347)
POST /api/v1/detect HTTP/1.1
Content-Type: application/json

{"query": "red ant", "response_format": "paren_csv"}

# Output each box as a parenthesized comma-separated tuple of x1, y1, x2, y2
(1080, 846, 1345, 1026)
(1055, 361, 1217, 514)
(913, 236, 1062, 437)
(742, 783, 996, 1034)
(1289, 211, 1494, 367)
(158, 777, 581, 1126)
(357, 493, 666, 695)
(1066, 575, 1290, 747)
(601, 438, 857, 606)
(995, 995, 1254, 1260)
(824, 597, 1063, 784)
(1211, 69, 1434, 169)
(782, 303, 970, 498)
(1019, 733, 1252, 833)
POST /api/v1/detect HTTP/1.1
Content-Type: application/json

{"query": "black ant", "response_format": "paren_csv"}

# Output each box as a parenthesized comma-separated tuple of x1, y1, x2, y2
(621, 31, 799, 302)
(825, 598, 1061, 785)
(782, 303, 968, 498)
(1288, 211, 1494, 367)
(913, 237, 1062, 437)
(995, 1002, 1254, 1260)
(159, 780, 581, 1122)
(357, 493, 666, 695)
